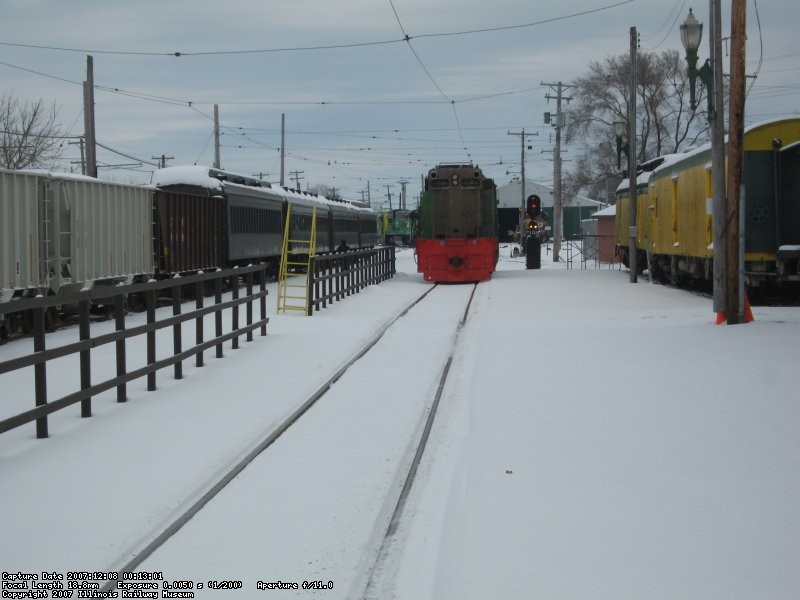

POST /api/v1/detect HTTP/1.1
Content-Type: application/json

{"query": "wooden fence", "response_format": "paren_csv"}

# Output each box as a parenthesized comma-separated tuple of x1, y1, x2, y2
(0, 247, 396, 440)
(0, 264, 269, 439)
(308, 246, 396, 315)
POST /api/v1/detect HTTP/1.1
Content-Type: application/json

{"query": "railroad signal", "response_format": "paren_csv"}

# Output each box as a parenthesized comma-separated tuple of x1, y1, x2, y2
(526, 194, 542, 220)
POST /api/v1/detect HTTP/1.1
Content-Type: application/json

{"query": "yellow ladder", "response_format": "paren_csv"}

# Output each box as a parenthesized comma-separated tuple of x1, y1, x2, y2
(277, 205, 317, 314)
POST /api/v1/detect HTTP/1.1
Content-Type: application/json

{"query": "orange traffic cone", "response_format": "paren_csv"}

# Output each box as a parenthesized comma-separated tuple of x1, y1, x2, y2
(743, 293, 755, 323)
(715, 294, 755, 324)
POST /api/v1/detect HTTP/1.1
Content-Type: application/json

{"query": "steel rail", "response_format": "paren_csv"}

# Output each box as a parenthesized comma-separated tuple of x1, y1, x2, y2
(361, 282, 479, 599)
(98, 283, 440, 592)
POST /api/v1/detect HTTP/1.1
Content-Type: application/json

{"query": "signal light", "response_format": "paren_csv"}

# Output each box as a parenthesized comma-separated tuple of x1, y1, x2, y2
(526, 194, 542, 220)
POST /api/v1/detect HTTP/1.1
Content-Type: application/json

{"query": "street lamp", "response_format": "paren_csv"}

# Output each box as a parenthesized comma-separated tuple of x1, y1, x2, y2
(680, 8, 714, 116)
(613, 118, 629, 173)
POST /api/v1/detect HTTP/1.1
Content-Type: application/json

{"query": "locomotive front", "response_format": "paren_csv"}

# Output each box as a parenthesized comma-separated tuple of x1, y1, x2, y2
(414, 164, 498, 282)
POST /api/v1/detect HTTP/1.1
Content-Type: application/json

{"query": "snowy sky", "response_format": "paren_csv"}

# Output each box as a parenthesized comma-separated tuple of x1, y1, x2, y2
(2, 0, 797, 201)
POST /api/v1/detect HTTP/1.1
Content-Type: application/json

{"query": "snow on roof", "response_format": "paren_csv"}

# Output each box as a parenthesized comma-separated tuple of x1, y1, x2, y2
(3, 168, 157, 190)
(151, 165, 224, 190)
(592, 204, 616, 217)
(150, 165, 375, 213)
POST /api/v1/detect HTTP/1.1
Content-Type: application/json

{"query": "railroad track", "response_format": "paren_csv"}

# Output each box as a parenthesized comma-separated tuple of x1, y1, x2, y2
(360, 283, 477, 599)
(99, 281, 479, 596)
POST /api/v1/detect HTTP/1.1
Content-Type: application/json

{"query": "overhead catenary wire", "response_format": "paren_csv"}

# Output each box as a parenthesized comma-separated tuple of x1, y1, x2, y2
(385, 0, 470, 161)
(0, 1, 634, 58)
(2, 0, 680, 193)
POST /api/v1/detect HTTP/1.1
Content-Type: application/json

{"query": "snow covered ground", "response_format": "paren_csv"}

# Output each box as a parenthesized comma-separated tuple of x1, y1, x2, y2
(2, 247, 799, 599)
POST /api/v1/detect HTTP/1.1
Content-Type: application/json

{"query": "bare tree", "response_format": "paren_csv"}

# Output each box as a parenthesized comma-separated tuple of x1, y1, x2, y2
(563, 50, 716, 201)
(0, 94, 65, 170)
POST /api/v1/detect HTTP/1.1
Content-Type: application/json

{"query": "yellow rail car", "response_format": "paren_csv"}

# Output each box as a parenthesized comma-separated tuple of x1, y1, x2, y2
(616, 117, 800, 288)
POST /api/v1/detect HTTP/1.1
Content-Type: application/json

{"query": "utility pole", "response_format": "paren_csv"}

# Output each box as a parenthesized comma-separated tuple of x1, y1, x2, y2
(83, 55, 97, 178)
(542, 81, 574, 263)
(253, 172, 269, 180)
(385, 184, 394, 211)
(710, 0, 727, 314)
(213, 104, 221, 169)
(151, 154, 174, 169)
(289, 170, 304, 189)
(627, 28, 638, 283)
(398, 180, 409, 210)
(367, 180, 372, 207)
(280, 113, 286, 186)
(726, 0, 747, 324)
(507, 130, 539, 243)
(68, 138, 86, 175)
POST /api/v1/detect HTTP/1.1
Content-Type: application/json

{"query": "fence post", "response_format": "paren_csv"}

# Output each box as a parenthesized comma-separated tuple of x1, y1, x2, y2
(79, 299, 92, 418)
(307, 256, 316, 316)
(215, 274, 223, 358)
(231, 272, 240, 350)
(346, 255, 353, 296)
(246, 271, 254, 342)
(259, 268, 267, 337)
(146, 289, 156, 391)
(33, 307, 48, 439)
(114, 295, 127, 403)
(313, 258, 321, 313)
(195, 280, 204, 366)
(321, 258, 329, 309)
(172, 283, 183, 379)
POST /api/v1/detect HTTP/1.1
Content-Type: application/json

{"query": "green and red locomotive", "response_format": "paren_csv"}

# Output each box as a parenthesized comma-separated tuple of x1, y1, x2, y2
(414, 164, 499, 282)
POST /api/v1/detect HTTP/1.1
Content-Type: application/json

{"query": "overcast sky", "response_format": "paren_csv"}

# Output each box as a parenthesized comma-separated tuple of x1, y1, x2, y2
(2, 0, 797, 204)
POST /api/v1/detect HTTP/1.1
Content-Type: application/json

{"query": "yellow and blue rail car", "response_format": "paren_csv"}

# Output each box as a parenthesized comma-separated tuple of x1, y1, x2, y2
(616, 117, 800, 289)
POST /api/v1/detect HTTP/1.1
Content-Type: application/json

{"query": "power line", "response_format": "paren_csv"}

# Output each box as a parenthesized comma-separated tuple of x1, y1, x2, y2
(95, 141, 160, 167)
(385, 0, 469, 161)
(0, 2, 634, 58)
(0, 55, 542, 110)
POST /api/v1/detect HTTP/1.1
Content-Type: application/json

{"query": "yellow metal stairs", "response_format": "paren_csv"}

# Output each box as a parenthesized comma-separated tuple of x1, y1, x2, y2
(277, 205, 317, 314)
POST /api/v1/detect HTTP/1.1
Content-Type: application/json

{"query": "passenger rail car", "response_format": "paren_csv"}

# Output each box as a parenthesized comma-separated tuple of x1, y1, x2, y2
(615, 117, 800, 290)
(1, 166, 377, 338)
(151, 166, 377, 268)
(415, 164, 498, 282)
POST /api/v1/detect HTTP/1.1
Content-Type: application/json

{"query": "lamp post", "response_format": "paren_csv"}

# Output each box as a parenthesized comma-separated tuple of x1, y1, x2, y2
(681, 4, 727, 317)
(680, 8, 714, 117)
